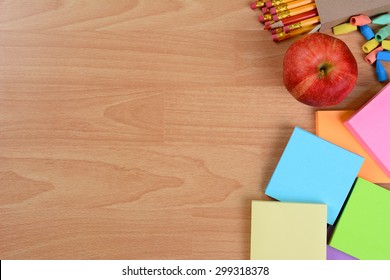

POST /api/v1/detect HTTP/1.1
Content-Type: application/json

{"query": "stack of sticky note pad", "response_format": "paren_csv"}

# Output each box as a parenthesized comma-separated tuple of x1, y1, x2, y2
(251, 82, 390, 260)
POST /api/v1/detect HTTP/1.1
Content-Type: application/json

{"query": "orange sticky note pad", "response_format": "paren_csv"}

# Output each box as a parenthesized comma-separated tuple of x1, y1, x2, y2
(316, 110, 390, 183)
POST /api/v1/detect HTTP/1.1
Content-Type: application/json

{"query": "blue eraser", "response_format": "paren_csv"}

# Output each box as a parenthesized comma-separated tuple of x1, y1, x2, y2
(377, 51, 390, 62)
(376, 60, 389, 82)
(358, 25, 375, 40)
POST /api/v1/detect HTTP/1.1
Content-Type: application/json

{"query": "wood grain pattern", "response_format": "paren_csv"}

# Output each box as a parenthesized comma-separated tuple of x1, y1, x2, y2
(0, 0, 389, 259)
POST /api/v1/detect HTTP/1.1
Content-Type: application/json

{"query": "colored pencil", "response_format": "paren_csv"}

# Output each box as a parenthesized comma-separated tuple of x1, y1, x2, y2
(272, 3, 317, 21)
(265, 0, 296, 8)
(269, 0, 315, 15)
(272, 24, 318, 42)
(259, 13, 273, 22)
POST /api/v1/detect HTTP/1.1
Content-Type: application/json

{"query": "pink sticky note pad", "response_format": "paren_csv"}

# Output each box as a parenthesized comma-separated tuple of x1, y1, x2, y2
(345, 83, 390, 177)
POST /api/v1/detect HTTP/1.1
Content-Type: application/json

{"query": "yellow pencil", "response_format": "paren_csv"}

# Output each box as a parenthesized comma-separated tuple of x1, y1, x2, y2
(272, 24, 317, 42)
(270, 0, 315, 15)
(272, 3, 317, 21)
(265, 0, 296, 8)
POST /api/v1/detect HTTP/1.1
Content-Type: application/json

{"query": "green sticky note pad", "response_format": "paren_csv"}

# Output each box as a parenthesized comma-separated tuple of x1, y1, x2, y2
(251, 201, 327, 260)
(330, 178, 390, 259)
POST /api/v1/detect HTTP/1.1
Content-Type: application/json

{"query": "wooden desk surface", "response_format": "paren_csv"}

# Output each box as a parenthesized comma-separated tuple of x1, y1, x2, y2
(1, 1, 389, 259)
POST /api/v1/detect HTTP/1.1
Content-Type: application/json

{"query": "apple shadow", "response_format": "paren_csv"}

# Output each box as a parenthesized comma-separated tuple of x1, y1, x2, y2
(336, 83, 383, 109)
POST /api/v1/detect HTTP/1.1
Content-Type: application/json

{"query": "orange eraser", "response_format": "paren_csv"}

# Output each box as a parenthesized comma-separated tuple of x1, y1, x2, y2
(365, 46, 384, 64)
(350, 14, 372, 26)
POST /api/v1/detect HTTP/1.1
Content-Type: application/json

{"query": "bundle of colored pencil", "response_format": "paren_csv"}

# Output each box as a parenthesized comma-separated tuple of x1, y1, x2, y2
(250, 0, 321, 42)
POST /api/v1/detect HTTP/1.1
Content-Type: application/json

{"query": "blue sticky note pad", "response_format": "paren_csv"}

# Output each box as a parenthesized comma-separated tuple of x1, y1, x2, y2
(265, 127, 364, 225)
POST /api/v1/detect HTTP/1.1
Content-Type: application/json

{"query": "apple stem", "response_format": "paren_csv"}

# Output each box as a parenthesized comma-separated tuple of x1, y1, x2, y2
(319, 68, 326, 79)
(318, 62, 333, 79)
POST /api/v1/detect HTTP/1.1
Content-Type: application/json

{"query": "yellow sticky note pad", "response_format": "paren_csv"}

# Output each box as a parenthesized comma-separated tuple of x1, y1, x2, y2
(316, 110, 390, 183)
(250, 201, 326, 260)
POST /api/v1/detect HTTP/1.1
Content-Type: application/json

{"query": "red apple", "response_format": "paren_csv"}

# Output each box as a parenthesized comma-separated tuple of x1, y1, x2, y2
(283, 33, 358, 107)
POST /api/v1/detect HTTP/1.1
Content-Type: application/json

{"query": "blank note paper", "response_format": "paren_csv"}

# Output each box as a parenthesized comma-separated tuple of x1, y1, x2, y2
(329, 178, 390, 260)
(265, 127, 364, 225)
(316, 110, 390, 183)
(327, 245, 357, 260)
(344, 82, 390, 177)
(250, 201, 326, 260)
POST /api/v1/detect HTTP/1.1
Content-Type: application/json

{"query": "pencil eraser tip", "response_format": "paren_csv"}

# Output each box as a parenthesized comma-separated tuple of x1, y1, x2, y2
(364, 47, 383, 64)
(376, 60, 389, 82)
(377, 51, 390, 61)
(271, 34, 278, 41)
(358, 25, 375, 40)
(283, 26, 290, 33)
(250, 3, 257, 10)
(265, 1, 273, 8)
(261, 7, 268, 14)
(258, 15, 265, 23)
(332, 23, 357, 35)
(372, 14, 390, 25)
(270, 7, 276, 14)
(350, 15, 371, 26)
(375, 26, 390, 42)
(272, 15, 279, 22)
